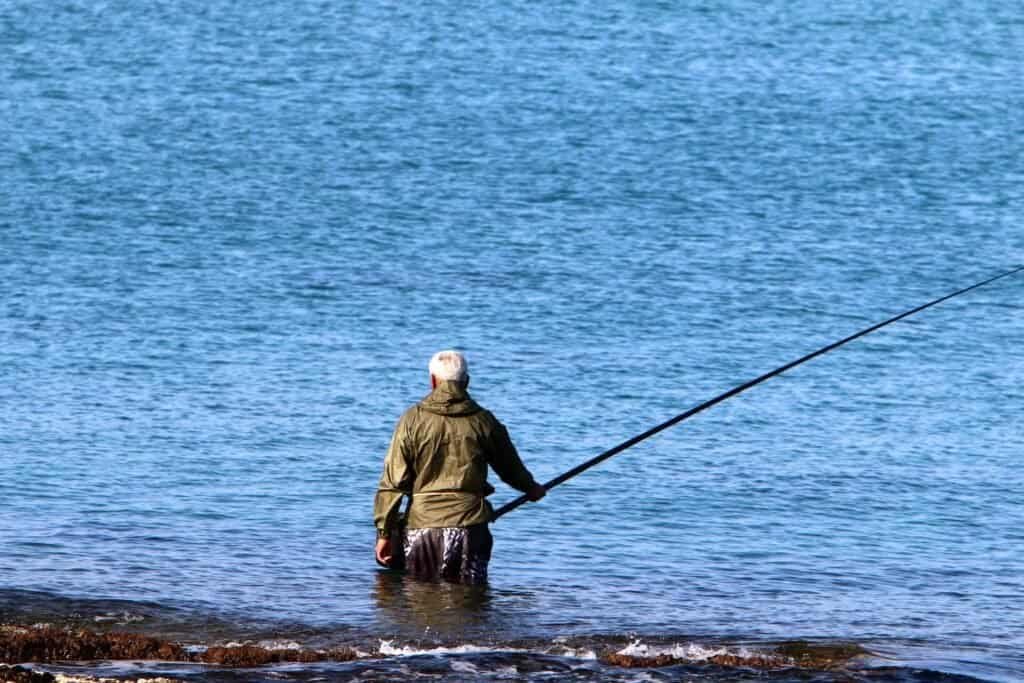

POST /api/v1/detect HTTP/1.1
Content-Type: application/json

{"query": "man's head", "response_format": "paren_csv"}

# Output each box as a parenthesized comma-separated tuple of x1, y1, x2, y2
(429, 350, 469, 389)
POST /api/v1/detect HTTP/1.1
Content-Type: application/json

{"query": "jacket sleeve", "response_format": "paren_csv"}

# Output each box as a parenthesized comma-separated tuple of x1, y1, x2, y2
(373, 412, 414, 536)
(486, 418, 538, 493)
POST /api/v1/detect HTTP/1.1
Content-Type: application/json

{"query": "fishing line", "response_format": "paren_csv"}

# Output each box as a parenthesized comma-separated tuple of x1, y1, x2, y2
(492, 265, 1024, 521)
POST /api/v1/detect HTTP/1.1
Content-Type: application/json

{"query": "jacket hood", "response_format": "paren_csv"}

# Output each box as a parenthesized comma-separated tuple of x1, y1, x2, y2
(419, 380, 482, 417)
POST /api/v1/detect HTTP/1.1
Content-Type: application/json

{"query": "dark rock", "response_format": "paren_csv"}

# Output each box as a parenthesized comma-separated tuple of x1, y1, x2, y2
(0, 626, 184, 663)
(200, 645, 286, 666)
(602, 651, 790, 669)
(199, 645, 356, 666)
(602, 641, 870, 671)
(0, 625, 357, 668)
(602, 653, 682, 668)
(323, 647, 357, 662)
(0, 664, 56, 683)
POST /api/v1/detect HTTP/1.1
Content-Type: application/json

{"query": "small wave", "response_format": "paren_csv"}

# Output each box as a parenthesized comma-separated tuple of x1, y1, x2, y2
(378, 640, 525, 657)
(92, 612, 145, 625)
(546, 644, 598, 660)
(448, 659, 479, 673)
(254, 640, 302, 651)
(378, 637, 600, 661)
(615, 639, 743, 661)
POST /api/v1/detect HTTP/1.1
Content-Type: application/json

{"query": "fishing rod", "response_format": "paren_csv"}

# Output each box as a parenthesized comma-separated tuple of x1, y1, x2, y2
(492, 264, 1024, 521)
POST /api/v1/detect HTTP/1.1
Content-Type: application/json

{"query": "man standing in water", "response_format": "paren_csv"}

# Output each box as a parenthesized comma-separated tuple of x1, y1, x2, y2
(374, 350, 546, 584)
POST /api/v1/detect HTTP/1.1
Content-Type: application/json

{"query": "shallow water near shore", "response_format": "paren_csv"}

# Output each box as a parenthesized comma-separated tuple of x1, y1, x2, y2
(2, 0, 1023, 681)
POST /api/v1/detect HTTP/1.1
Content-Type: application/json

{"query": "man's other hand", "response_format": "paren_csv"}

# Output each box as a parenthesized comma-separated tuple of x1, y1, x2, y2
(527, 483, 546, 502)
(375, 537, 392, 565)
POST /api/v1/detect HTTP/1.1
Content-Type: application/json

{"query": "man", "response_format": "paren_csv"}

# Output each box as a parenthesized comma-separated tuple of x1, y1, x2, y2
(373, 350, 545, 584)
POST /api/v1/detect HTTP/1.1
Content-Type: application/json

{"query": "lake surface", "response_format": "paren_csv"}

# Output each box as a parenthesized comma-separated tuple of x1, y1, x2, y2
(2, 1, 1022, 681)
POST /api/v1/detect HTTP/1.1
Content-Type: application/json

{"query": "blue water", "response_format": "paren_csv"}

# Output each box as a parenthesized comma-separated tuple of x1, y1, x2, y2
(2, 1, 1023, 681)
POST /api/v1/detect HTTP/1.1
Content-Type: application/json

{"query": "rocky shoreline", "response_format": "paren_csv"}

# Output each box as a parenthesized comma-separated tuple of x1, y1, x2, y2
(1, 624, 868, 681)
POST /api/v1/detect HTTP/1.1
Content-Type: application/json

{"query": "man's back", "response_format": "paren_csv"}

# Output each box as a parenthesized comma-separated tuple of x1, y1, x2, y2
(374, 380, 535, 532)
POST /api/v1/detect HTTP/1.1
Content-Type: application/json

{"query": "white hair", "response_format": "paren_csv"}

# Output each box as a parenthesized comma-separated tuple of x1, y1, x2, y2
(429, 350, 469, 382)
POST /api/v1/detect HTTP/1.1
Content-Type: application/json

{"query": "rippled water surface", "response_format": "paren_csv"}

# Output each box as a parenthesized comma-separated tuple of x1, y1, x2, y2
(2, 1, 1023, 681)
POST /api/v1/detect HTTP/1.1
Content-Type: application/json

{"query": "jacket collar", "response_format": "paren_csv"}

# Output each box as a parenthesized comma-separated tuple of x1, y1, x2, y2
(420, 380, 482, 416)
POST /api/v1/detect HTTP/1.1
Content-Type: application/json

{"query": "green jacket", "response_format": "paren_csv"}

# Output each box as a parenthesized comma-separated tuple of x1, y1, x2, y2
(373, 381, 538, 535)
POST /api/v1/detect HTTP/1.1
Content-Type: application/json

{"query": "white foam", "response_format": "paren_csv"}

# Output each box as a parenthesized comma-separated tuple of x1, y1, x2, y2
(615, 639, 751, 661)
(216, 639, 300, 650)
(256, 639, 303, 651)
(93, 612, 144, 624)
(378, 640, 525, 657)
(624, 674, 658, 683)
(377, 639, 601, 661)
(547, 644, 598, 660)
(449, 660, 479, 673)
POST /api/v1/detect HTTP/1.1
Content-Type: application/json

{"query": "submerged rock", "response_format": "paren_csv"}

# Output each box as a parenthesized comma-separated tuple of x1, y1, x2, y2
(774, 640, 870, 669)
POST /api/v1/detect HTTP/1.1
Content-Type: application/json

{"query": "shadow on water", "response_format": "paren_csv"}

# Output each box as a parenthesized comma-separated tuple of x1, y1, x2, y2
(371, 571, 497, 639)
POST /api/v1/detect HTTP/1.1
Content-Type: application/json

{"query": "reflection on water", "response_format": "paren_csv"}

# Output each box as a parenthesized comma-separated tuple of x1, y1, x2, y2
(372, 571, 494, 638)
